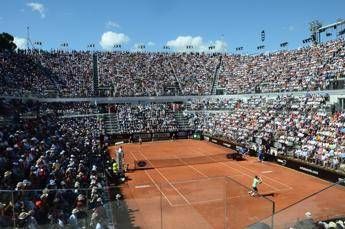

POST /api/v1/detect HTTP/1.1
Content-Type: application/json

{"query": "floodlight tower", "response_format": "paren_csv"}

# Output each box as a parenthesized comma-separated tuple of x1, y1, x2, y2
(26, 26, 35, 50)
(309, 19, 345, 44)
(309, 20, 323, 44)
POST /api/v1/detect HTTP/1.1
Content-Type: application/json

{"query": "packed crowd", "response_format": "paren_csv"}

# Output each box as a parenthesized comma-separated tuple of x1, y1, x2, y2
(0, 100, 118, 228)
(95, 52, 218, 96)
(98, 52, 178, 97)
(185, 94, 345, 171)
(0, 94, 344, 227)
(40, 102, 98, 116)
(109, 103, 179, 133)
(36, 51, 93, 97)
(169, 53, 219, 95)
(186, 97, 238, 110)
(285, 212, 345, 229)
(1, 39, 344, 97)
(219, 39, 345, 94)
(0, 51, 57, 97)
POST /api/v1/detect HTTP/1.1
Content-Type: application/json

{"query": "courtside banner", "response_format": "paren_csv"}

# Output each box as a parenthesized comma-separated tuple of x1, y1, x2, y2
(223, 142, 232, 148)
(111, 130, 194, 142)
(205, 135, 345, 183)
(177, 131, 188, 137)
(207, 136, 239, 150)
(275, 156, 345, 183)
(133, 133, 152, 140)
(153, 132, 171, 139)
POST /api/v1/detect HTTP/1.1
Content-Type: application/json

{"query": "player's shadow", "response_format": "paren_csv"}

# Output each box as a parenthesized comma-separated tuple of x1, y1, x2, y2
(108, 186, 140, 229)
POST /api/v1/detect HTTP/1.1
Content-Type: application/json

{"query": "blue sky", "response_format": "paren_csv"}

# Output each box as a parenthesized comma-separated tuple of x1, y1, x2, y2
(0, 0, 344, 53)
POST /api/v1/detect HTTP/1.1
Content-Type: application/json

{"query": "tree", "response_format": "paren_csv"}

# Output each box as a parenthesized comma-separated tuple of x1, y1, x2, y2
(0, 32, 17, 52)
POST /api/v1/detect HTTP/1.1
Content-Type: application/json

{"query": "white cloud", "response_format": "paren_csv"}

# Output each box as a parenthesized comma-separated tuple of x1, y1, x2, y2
(14, 37, 27, 49)
(212, 40, 228, 52)
(27, 2, 45, 18)
(166, 36, 228, 52)
(288, 25, 294, 31)
(131, 43, 141, 52)
(131, 43, 145, 52)
(106, 21, 120, 29)
(147, 41, 155, 46)
(99, 31, 129, 50)
(131, 42, 155, 52)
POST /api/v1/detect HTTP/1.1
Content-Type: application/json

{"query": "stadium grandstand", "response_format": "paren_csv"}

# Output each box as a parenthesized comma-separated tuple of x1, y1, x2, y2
(1, 0, 345, 228)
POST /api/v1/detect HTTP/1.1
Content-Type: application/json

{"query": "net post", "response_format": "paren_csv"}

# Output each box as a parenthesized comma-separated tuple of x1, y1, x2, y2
(271, 200, 276, 228)
(224, 177, 228, 229)
(12, 191, 15, 228)
(160, 189, 163, 229)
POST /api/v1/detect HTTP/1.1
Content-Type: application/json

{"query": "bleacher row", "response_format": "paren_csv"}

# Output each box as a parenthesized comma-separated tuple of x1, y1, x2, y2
(1, 39, 344, 98)
(1, 38, 345, 228)
(4, 94, 341, 173)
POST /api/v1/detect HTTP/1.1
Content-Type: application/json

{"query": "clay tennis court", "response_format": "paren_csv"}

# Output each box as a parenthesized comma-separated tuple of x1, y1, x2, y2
(109, 139, 345, 229)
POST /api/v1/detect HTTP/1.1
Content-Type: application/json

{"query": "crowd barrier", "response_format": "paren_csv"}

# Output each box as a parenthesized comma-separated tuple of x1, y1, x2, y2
(203, 135, 257, 156)
(120, 176, 274, 229)
(204, 135, 345, 184)
(257, 180, 345, 228)
(107, 130, 202, 144)
(0, 186, 120, 229)
(272, 155, 345, 183)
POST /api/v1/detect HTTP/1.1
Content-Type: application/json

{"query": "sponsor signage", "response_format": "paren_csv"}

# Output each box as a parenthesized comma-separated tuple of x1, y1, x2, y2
(203, 135, 345, 184)
(223, 143, 231, 148)
(274, 156, 344, 183)
(177, 131, 188, 137)
(153, 133, 171, 139)
(277, 158, 287, 166)
(110, 130, 194, 143)
(133, 133, 151, 139)
(299, 166, 319, 175)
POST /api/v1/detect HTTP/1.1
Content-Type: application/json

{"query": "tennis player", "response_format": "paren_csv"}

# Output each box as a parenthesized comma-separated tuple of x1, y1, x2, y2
(258, 145, 264, 163)
(248, 175, 263, 197)
(116, 146, 124, 174)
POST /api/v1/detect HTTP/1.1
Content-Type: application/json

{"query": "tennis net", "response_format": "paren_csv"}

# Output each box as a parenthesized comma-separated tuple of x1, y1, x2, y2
(134, 152, 237, 170)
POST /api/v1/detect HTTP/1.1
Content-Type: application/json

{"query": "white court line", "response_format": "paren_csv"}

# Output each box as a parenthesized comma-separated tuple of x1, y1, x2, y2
(193, 146, 286, 192)
(139, 151, 192, 206)
(188, 165, 208, 178)
(220, 162, 292, 192)
(193, 148, 282, 192)
(201, 142, 293, 190)
(189, 148, 229, 171)
(135, 174, 242, 186)
(144, 170, 175, 207)
(220, 163, 282, 192)
(268, 160, 331, 185)
(135, 185, 151, 189)
(170, 198, 224, 207)
(172, 155, 209, 178)
(128, 151, 175, 207)
(261, 171, 273, 174)
(231, 158, 293, 190)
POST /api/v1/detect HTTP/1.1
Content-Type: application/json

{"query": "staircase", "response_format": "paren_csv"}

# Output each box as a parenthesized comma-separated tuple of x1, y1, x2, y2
(211, 55, 223, 95)
(169, 61, 183, 95)
(103, 113, 120, 134)
(0, 116, 17, 128)
(174, 111, 190, 130)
